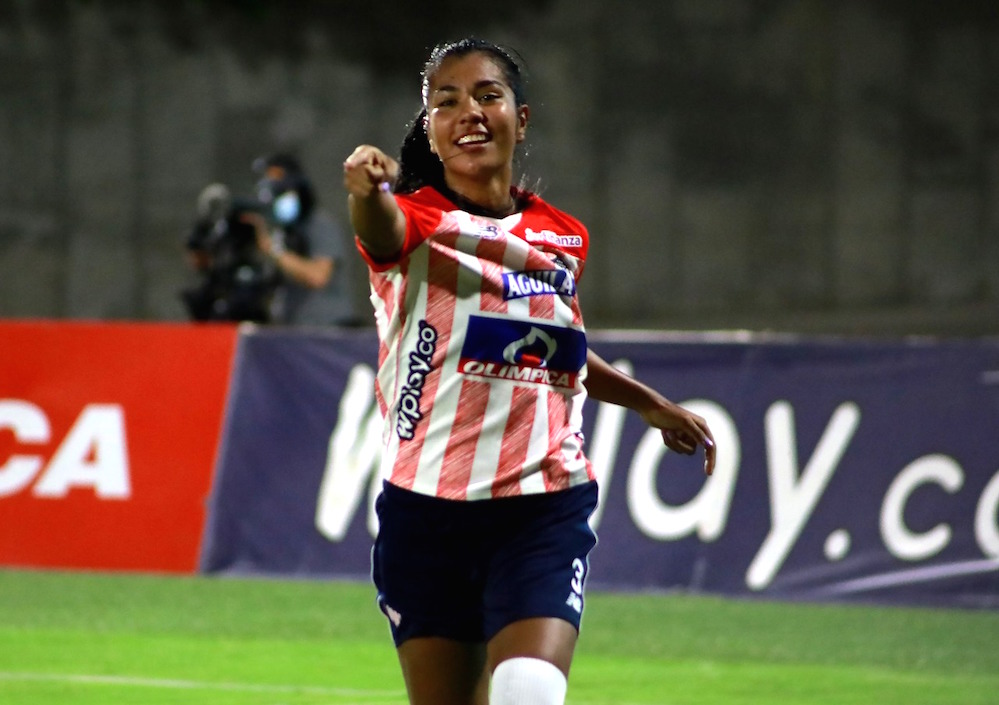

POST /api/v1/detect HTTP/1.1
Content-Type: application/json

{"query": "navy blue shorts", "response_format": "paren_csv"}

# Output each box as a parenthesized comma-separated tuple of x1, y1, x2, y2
(371, 480, 599, 647)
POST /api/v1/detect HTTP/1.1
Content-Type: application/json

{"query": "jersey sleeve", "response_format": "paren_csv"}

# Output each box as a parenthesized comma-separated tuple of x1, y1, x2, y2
(354, 190, 445, 272)
(513, 196, 591, 282)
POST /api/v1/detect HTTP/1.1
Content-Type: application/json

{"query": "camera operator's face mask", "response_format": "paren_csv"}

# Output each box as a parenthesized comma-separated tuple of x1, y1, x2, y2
(272, 190, 301, 224)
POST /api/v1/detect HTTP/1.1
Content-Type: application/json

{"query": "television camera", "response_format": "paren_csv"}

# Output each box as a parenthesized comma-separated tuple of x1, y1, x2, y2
(180, 184, 279, 323)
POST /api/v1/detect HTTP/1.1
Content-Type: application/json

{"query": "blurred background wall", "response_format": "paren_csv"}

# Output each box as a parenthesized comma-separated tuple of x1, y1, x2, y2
(1, 0, 997, 335)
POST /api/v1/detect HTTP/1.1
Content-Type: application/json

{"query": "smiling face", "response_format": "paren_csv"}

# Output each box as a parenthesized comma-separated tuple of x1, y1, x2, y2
(423, 51, 529, 192)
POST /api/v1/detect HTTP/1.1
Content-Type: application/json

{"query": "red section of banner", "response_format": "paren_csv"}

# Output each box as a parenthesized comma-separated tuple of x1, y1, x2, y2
(0, 320, 238, 573)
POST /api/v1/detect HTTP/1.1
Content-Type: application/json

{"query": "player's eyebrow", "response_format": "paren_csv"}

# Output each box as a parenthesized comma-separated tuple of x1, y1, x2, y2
(431, 79, 507, 96)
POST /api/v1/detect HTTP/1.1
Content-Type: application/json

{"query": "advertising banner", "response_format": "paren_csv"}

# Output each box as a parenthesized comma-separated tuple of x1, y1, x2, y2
(582, 334, 999, 607)
(202, 328, 999, 607)
(0, 320, 237, 573)
(200, 326, 380, 577)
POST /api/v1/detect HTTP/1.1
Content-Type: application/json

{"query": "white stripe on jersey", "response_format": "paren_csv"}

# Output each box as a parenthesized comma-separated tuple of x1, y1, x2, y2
(518, 388, 553, 495)
(465, 381, 515, 500)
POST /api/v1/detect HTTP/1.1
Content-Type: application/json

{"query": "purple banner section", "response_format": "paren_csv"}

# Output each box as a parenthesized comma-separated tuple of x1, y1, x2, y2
(201, 328, 999, 608)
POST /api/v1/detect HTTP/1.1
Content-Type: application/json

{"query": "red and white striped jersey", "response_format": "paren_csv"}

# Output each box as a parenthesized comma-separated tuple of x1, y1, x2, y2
(357, 185, 597, 500)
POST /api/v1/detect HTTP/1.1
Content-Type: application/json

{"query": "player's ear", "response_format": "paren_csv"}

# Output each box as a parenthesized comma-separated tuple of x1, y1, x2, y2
(516, 105, 530, 143)
(424, 114, 438, 155)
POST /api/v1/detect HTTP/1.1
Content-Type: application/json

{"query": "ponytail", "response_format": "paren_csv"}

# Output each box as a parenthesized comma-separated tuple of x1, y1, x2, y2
(395, 108, 445, 195)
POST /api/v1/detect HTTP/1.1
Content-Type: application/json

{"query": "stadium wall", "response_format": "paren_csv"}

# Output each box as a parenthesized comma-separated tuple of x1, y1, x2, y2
(2, 2, 999, 336)
(3, 321, 998, 607)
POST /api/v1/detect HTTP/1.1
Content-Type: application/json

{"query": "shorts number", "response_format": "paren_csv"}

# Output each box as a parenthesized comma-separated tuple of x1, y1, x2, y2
(570, 558, 585, 595)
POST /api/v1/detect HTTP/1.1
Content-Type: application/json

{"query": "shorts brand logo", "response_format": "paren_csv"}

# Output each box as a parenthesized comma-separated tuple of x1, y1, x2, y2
(384, 603, 403, 627)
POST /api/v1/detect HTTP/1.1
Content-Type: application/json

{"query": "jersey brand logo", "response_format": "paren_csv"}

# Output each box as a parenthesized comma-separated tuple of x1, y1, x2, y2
(502, 269, 576, 300)
(524, 227, 583, 249)
(396, 320, 438, 440)
(459, 316, 586, 390)
(478, 222, 502, 239)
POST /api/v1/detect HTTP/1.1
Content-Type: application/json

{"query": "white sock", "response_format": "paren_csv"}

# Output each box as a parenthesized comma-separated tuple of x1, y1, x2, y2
(490, 657, 568, 705)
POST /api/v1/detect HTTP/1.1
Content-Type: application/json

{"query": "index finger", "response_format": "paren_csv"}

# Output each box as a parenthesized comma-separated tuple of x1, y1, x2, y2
(703, 438, 716, 476)
(693, 418, 716, 476)
(344, 145, 383, 170)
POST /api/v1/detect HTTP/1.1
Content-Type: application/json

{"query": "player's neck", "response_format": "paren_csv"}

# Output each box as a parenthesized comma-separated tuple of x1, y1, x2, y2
(441, 175, 517, 218)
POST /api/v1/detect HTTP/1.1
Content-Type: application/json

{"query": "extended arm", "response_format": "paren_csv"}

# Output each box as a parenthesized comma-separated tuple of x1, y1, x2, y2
(342, 145, 407, 261)
(584, 348, 716, 475)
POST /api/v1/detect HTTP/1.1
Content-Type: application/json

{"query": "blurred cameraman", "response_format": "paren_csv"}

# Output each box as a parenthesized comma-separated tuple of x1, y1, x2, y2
(181, 182, 277, 322)
(244, 154, 358, 327)
(182, 154, 358, 326)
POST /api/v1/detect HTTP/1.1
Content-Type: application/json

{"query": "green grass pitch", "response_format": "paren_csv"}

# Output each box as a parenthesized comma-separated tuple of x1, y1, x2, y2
(0, 569, 996, 704)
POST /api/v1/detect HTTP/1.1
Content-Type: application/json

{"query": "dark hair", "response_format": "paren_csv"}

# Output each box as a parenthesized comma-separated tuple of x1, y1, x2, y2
(395, 38, 528, 195)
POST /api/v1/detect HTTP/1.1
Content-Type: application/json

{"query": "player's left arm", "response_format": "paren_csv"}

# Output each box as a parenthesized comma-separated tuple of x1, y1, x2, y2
(583, 348, 716, 475)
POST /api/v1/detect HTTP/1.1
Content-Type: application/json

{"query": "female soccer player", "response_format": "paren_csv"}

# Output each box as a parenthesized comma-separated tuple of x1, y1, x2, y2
(342, 37, 716, 705)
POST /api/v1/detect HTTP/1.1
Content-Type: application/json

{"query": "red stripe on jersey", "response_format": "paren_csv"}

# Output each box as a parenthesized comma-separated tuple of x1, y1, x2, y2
(529, 284, 556, 320)
(374, 379, 387, 420)
(491, 385, 537, 498)
(375, 257, 410, 418)
(477, 235, 509, 315)
(542, 390, 571, 492)
(394, 256, 412, 342)
(570, 297, 584, 327)
(389, 234, 460, 490)
(370, 272, 395, 417)
(436, 377, 490, 500)
(370, 271, 395, 318)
